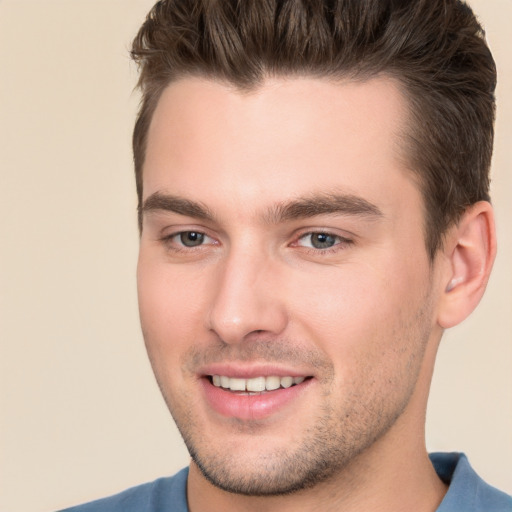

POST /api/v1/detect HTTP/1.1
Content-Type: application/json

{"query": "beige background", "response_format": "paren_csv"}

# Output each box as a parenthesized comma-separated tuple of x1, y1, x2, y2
(0, 1, 510, 511)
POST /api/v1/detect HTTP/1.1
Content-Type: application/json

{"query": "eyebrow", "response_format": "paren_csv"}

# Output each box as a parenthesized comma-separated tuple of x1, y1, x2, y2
(141, 192, 215, 221)
(140, 191, 383, 224)
(265, 193, 383, 223)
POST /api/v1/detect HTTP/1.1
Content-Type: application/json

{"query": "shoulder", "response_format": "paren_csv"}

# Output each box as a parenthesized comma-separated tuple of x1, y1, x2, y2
(430, 452, 512, 512)
(57, 467, 189, 512)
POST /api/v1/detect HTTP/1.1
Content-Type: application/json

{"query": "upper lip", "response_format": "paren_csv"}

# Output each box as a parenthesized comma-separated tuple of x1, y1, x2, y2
(197, 363, 312, 379)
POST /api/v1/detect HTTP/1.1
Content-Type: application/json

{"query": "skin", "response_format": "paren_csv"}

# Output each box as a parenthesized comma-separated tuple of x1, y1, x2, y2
(137, 76, 494, 512)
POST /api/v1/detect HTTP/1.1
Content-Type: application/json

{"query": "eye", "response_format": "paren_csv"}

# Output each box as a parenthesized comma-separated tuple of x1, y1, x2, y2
(162, 230, 216, 249)
(178, 231, 206, 247)
(296, 232, 349, 250)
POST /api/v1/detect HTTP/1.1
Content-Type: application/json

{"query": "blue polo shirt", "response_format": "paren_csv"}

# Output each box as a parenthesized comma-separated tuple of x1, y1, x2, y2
(59, 452, 512, 511)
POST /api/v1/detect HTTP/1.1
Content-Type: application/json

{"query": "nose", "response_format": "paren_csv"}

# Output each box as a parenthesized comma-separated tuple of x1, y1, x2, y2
(206, 248, 288, 345)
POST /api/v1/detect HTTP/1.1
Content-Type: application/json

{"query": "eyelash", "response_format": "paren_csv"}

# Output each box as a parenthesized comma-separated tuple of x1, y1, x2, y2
(293, 231, 354, 255)
(160, 231, 216, 252)
(159, 230, 354, 255)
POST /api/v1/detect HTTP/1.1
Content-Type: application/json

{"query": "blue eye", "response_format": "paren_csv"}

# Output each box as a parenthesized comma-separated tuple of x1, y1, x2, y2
(309, 233, 337, 249)
(297, 232, 349, 250)
(178, 231, 206, 247)
(160, 230, 217, 255)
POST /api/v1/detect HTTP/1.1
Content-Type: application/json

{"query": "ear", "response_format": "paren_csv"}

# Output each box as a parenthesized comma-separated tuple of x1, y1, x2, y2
(437, 201, 496, 329)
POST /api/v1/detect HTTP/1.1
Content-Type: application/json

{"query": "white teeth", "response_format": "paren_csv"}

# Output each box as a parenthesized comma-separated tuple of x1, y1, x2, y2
(211, 375, 307, 391)
(229, 378, 246, 391)
(265, 376, 281, 391)
(247, 377, 266, 392)
(280, 376, 293, 388)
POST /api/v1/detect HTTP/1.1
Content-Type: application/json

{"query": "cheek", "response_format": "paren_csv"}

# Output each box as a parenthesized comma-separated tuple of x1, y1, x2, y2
(137, 255, 210, 359)
(287, 259, 426, 372)
(289, 262, 394, 337)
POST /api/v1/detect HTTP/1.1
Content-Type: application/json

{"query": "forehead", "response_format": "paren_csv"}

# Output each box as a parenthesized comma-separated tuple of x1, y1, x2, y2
(144, 76, 418, 220)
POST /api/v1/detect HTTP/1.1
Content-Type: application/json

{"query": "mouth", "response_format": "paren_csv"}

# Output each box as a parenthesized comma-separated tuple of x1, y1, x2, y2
(208, 374, 308, 394)
(200, 370, 314, 421)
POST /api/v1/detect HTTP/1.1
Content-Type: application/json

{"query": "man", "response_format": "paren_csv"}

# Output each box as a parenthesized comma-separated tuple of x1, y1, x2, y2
(61, 0, 511, 510)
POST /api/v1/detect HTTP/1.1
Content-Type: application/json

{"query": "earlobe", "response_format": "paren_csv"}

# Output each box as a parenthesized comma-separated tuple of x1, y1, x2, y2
(437, 201, 496, 329)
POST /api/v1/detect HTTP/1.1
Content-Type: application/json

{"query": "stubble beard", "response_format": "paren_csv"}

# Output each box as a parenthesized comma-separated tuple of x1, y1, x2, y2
(166, 379, 416, 497)
(183, 402, 399, 496)
(157, 344, 429, 496)
(148, 291, 434, 497)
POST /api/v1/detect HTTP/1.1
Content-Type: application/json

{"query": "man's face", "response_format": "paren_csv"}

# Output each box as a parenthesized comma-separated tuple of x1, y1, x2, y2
(137, 76, 443, 494)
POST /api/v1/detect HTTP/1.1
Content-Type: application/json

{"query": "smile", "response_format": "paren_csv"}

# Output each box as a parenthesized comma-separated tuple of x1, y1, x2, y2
(201, 371, 313, 420)
(210, 375, 306, 393)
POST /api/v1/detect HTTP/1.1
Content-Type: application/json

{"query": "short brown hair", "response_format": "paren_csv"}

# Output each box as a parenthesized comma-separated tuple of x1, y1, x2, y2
(131, 0, 496, 259)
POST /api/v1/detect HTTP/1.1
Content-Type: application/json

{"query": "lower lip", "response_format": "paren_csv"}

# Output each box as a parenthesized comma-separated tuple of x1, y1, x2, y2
(201, 378, 312, 421)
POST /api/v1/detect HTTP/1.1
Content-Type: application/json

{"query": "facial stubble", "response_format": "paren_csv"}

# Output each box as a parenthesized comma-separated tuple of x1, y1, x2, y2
(147, 292, 434, 498)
